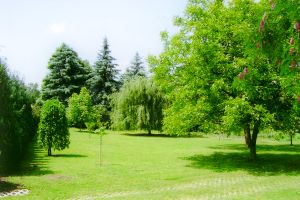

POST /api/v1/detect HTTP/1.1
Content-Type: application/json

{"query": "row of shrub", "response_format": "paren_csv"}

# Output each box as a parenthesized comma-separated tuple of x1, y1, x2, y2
(0, 60, 39, 174)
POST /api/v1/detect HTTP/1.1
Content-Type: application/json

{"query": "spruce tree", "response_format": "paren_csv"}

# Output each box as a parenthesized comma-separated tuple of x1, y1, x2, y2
(122, 52, 146, 82)
(41, 43, 89, 105)
(88, 38, 119, 106)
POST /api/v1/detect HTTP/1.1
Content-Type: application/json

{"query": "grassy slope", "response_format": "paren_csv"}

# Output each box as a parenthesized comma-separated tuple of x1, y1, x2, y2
(5, 129, 300, 199)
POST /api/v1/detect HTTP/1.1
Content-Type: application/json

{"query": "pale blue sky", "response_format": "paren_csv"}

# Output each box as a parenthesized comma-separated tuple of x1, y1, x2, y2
(0, 0, 187, 85)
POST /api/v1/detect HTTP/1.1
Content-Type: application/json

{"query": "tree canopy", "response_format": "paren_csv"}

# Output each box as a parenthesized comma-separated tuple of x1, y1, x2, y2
(150, 0, 300, 159)
(41, 43, 89, 105)
(38, 99, 69, 156)
(111, 77, 164, 134)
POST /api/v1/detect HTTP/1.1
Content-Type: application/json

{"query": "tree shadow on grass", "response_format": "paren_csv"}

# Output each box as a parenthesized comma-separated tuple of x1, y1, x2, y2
(123, 133, 176, 138)
(15, 145, 53, 176)
(210, 143, 300, 153)
(123, 133, 205, 138)
(52, 154, 87, 158)
(185, 150, 300, 176)
(0, 179, 20, 193)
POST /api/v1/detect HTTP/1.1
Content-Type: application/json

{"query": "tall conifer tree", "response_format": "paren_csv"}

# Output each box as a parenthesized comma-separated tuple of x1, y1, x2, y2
(41, 43, 89, 104)
(88, 38, 119, 106)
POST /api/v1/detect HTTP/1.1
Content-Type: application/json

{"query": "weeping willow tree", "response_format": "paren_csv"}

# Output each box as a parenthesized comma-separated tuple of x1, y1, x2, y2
(111, 77, 164, 134)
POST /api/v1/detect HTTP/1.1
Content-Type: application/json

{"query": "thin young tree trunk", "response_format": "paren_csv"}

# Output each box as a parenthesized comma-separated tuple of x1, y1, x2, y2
(244, 124, 251, 148)
(290, 134, 293, 146)
(99, 135, 102, 166)
(148, 129, 151, 135)
(249, 123, 259, 160)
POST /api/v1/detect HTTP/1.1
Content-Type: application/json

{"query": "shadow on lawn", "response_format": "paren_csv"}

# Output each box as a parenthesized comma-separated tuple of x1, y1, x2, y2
(16, 145, 53, 176)
(210, 143, 300, 153)
(52, 154, 87, 158)
(0, 143, 52, 177)
(0, 179, 20, 193)
(185, 144, 300, 176)
(123, 133, 205, 138)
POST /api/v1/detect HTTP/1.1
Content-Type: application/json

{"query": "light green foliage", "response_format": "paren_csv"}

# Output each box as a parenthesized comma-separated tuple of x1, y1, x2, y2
(41, 43, 89, 105)
(85, 105, 106, 131)
(111, 77, 164, 134)
(151, 0, 300, 158)
(223, 97, 274, 133)
(38, 99, 69, 156)
(67, 87, 93, 129)
(150, 0, 262, 135)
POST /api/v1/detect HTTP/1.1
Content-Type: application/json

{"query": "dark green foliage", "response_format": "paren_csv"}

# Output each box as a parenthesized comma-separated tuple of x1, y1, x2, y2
(88, 38, 120, 106)
(0, 62, 15, 174)
(0, 61, 37, 174)
(41, 43, 89, 105)
(121, 52, 146, 82)
(111, 77, 164, 134)
(38, 99, 69, 156)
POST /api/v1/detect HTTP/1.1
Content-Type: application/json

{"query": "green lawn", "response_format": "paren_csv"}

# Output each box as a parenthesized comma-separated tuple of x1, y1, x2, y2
(3, 129, 300, 199)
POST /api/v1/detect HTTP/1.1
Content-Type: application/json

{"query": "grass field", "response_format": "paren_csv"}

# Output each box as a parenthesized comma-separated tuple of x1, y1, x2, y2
(2, 129, 300, 199)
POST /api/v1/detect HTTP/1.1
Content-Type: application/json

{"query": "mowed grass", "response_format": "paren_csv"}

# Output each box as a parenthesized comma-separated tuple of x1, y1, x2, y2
(4, 129, 300, 199)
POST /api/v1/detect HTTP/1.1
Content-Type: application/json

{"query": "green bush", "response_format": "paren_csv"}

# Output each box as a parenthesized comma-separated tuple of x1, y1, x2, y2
(38, 99, 70, 156)
(67, 87, 93, 129)
(85, 105, 104, 131)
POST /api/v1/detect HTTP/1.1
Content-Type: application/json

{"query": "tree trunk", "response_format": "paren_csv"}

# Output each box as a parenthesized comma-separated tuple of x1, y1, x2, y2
(244, 124, 251, 148)
(48, 147, 52, 156)
(249, 123, 259, 160)
(99, 135, 102, 166)
(148, 129, 151, 135)
(290, 134, 293, 146)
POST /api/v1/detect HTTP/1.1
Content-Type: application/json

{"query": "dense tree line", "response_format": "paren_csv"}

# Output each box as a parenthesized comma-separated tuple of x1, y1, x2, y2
(41, 37, 156, 133)
(0, 60, 38, 174)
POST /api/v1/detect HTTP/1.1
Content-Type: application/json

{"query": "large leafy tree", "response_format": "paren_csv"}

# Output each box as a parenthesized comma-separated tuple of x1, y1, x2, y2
(41, 43, 89, 105)
(150, 0, 262, 136)
(111, 77, 164, 134)
(121, 52, 146, 82)
(38, 99, 69, 156)
(151, 0, 300, 159)
(88, 38, 120, 106)
(225, 0, 300, 158)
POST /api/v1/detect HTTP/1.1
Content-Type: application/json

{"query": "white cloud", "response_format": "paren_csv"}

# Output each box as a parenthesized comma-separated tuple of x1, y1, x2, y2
(49, 22, 66, 34)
